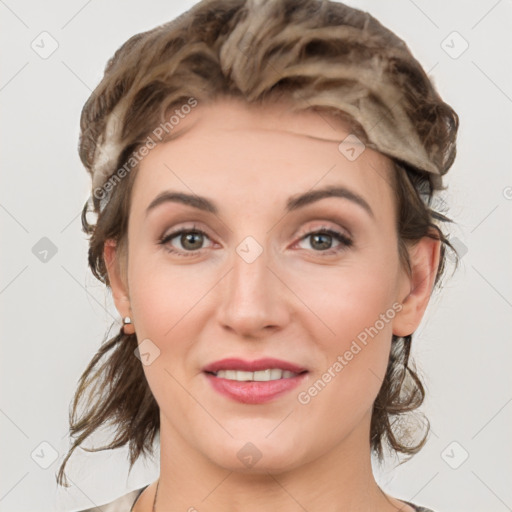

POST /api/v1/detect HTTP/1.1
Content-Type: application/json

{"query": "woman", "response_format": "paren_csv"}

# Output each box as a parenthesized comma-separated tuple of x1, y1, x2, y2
(57, 0, 459, 511)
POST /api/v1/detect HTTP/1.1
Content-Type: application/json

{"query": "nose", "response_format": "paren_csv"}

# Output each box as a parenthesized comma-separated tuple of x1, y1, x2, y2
(215, 242, 291, 339)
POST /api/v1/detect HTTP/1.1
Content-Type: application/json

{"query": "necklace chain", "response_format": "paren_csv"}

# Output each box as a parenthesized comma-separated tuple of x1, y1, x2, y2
(152, 478, 160, 512)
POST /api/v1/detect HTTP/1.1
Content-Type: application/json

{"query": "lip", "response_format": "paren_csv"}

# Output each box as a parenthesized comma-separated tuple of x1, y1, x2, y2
(202, 358, 309, 404)
(204, 372, 308, 404)
(202, 357, 308, 374)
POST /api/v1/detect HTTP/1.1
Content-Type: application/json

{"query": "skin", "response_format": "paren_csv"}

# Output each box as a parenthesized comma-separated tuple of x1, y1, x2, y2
(104, 97, 440, 512)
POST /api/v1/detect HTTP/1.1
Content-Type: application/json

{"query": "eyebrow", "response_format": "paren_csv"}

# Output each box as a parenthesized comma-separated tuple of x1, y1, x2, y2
(145, 185, 374, 219)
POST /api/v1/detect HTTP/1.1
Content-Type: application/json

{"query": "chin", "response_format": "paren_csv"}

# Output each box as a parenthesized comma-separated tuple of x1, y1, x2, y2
(201, 434, 306, 474)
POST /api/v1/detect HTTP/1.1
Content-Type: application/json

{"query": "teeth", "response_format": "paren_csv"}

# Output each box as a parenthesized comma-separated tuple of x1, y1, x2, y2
(214, 368, 299, 381)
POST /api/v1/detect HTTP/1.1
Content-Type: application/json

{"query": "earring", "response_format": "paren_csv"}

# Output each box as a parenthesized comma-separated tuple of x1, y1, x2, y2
(122, 316, 135, 335)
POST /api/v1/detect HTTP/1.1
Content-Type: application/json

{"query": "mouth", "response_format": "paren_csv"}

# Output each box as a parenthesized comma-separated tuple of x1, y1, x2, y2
(202, 358, 309, 404)
(202, 357, 308, 379)
(204, 368, 307, 381)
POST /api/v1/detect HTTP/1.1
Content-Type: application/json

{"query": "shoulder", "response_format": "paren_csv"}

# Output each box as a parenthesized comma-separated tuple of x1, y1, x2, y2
(74, 485, 148, 512)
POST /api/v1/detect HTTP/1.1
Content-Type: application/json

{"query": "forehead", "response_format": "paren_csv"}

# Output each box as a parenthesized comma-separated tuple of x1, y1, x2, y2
(130, 97, 396, 218)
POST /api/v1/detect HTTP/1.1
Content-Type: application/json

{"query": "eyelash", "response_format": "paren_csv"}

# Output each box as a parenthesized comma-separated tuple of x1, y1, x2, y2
(158, 224, 353, 258)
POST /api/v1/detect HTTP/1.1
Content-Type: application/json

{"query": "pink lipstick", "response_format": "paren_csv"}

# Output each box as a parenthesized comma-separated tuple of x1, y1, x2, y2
(202, 357, 308, 404)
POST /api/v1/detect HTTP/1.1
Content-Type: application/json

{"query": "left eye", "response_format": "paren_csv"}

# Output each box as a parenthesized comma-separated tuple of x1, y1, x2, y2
(296, 229, 353, 254)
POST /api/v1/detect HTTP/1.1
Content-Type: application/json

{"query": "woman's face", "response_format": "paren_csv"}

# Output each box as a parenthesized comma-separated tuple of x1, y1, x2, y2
(116, 97, 413, 472)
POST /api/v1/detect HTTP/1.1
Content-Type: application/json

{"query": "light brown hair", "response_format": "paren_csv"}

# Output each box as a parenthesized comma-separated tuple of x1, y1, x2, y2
(57, 0, 459, 487)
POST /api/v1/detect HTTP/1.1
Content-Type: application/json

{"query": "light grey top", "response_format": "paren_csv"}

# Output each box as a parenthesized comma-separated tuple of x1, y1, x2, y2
(75, 485, 148, 512)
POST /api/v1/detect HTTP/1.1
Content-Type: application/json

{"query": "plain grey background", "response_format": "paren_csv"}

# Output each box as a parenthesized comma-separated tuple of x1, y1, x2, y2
(1, 1, 511, 511)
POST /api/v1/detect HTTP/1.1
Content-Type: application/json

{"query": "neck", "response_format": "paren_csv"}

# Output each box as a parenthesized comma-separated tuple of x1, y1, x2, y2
(151, 411, 410, 512)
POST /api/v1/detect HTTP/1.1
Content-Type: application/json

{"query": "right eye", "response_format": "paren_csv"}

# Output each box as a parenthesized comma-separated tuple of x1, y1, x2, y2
(158, 225, 214, 257)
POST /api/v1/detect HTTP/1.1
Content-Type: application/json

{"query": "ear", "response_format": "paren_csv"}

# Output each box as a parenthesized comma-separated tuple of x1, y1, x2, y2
(393, 233, 441, 337)
(103, 239, 131, 319)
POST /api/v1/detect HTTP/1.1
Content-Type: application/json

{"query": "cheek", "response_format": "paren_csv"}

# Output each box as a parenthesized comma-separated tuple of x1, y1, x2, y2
(128, 271, 172, 340)
(127, 246, 212, 340)
(300, 246, 398, 401)
(297, 291, 395, 440)
(302, 244, 399, 347)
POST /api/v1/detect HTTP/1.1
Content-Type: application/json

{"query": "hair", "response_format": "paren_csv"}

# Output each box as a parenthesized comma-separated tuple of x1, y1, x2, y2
(57, 0, 459, 487)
